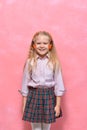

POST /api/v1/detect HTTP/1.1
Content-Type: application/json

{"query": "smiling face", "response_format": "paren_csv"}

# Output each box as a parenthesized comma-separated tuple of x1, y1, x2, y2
(33, 34, 51, 57)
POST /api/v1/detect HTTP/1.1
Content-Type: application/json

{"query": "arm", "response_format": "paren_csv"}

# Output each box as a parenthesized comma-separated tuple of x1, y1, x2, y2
(20, 59, 30, 112)
(54, 67, 65, 116)
(54, 67, 65, 96)
(56, 96, 61, 107)
(54, 96, 61, 117)
(22, 96, 27, 113)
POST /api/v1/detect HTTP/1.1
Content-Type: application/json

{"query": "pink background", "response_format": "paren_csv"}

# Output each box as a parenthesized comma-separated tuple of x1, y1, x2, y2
(0, 0, 87, 130)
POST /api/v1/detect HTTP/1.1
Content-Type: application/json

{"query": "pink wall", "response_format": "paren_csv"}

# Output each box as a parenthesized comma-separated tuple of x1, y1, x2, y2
(0, 0, 87, 130)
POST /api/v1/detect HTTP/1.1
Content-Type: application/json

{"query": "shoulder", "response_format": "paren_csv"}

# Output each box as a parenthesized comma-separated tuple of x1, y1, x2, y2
(25, 58, 35, 66)
(23, 58, 30, 68)
(25, 58, 31, 64)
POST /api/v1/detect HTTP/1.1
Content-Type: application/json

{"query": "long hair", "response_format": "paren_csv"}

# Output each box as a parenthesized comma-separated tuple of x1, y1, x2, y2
(23, 31, 61, 73)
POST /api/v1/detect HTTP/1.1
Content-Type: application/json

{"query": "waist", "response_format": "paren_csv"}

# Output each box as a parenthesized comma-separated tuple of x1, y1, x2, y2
(28, 85, 54, 90)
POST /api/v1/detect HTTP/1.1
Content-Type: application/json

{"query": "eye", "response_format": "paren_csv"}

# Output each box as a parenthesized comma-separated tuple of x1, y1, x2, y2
(36, 42, 41, 45)
(43, 42, 48, 45)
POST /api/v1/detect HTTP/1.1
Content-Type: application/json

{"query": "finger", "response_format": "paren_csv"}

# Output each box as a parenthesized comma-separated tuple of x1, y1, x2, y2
(55, 112, 60, 117)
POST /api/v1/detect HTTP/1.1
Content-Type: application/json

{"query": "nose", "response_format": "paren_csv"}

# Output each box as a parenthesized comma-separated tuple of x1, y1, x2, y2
(40, 43, 44, 48)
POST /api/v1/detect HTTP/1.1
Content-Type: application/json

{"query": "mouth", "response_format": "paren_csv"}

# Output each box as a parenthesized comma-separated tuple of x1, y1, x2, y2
(38, 49, 46, 51)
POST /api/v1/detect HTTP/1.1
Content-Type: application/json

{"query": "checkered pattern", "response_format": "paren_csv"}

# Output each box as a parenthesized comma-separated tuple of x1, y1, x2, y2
(22, 86, 62, 123)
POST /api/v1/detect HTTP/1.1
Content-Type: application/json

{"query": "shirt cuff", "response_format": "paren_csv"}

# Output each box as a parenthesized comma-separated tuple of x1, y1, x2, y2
(54, 90, 66, 96)
(18, 89, 28, 97)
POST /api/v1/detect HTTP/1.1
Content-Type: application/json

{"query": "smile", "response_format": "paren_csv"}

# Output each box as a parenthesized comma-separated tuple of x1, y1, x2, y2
(38, 49, 46, 51)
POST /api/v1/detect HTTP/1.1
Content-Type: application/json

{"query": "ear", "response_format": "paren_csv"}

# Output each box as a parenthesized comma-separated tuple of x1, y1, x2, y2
(49, 44, 52, 50)
(33, 44, 36, 49)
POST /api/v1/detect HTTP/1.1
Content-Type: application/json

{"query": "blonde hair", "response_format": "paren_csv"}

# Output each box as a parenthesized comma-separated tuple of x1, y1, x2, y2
(23, 31, 61, 73)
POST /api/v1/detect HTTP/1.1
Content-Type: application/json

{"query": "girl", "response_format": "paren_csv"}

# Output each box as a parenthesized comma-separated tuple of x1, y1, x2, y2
(19, 31, 65, 130)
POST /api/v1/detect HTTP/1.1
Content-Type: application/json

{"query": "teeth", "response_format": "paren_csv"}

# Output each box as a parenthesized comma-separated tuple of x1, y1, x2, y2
(39, 49, 45, 51)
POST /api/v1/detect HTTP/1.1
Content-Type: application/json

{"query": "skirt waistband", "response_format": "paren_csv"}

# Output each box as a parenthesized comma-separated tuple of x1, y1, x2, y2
(28, 86, 54, 90)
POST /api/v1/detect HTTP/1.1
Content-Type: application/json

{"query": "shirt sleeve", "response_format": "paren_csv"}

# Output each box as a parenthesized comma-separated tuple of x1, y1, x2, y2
(54, 67, 65, 96)
(19, 59, 30, 97)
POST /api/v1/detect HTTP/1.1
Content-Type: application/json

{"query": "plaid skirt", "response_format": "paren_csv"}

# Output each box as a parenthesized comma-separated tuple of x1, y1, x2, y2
(22, 86, 62, 123)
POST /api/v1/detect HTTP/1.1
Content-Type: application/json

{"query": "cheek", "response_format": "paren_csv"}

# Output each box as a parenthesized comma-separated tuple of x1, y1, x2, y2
(46, 44, 49, 49)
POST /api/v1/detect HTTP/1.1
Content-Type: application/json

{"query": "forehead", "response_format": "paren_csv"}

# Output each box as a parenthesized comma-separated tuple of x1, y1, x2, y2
(35, 34, 50, 42)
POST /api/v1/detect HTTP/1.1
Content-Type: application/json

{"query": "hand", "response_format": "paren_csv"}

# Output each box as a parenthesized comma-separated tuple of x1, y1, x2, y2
(54, 105, 60, 117)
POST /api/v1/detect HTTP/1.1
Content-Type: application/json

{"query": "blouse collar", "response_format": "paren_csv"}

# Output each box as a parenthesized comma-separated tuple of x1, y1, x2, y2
(36, 53, 50, 59)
